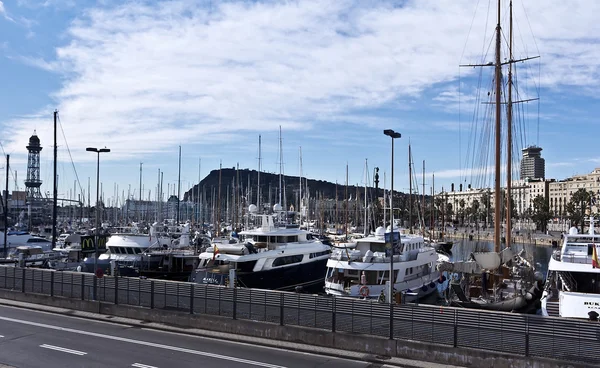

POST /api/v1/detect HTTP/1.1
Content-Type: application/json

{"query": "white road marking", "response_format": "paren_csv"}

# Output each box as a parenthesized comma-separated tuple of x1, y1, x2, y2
(0, 335, 4, 338)
(0, 316, 285, 368)
(40, 344, 87, 356)
(132, 364, 158, 368)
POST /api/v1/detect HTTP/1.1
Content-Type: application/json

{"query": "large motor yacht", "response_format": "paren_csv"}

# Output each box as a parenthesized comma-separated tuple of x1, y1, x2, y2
(324, 226, 447, 302)
(81, 221, 195, 279)
(542, 217, 600, 319)
(190, 204, 331, 293)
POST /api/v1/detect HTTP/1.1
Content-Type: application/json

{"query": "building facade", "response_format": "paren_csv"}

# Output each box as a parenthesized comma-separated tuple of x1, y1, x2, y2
(520, 146, 545, 180)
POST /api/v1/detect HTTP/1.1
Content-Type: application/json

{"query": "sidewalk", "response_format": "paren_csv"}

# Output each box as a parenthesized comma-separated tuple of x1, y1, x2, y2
(0, 297, 465, 368)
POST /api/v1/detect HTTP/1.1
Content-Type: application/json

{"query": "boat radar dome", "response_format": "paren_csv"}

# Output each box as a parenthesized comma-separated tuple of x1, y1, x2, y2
(248, 204, 258, 213)
(273, 203, 283, 212)
(569, 227, 579, 236)
(375, 227, 385, 236)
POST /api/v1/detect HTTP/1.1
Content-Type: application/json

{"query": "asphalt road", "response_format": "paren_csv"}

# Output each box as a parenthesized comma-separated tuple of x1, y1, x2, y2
(0, 304, 395, 368)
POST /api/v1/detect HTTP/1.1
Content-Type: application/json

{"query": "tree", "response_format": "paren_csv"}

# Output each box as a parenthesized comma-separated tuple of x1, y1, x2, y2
(445, 202, 454, 224)
(459, 199, 466, 226)
(471, 199, 480, 229)
(531, 195, 552, 233)
(481, 190, 492, 228)
(567, 189, 592, 233)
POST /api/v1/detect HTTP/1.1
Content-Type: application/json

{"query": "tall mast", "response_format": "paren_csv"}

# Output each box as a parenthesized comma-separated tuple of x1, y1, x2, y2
(196, 158, 203, 224)
(52, 111, 58, 250)
(299, 146, 303, 223)
(431, 173, 435, 234)
(139, 162, 143, 222)
(493, 0, 502, 253)
(408, 144, 413, 233)
(364, 159, 368, 236)
(3, 155, 9, 258)
(335, 181, 338, 231)
(257, 135, 261, 212)
(235, 163, 239, 230)
(278, 127, 283, 208)
(217, 161, 222, 236)
(422, 160, 425, 231)
(177, 145, 181, 224)
(345, 163, 348, 240)
(506, 0, 514, 249)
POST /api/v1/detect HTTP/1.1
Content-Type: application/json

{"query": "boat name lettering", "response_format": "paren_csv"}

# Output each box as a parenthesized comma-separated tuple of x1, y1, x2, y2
(584, 301, 600, 307)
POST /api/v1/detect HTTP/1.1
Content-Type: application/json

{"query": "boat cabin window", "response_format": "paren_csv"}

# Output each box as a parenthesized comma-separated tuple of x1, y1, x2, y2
(368, 242, 386, 252)
(272, 254, 303, 267)
(309, 250, 331, 258)
(237, 260, 257, 272)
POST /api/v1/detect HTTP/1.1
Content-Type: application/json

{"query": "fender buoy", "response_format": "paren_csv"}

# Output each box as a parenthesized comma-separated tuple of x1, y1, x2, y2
(359, 285, 370, 297)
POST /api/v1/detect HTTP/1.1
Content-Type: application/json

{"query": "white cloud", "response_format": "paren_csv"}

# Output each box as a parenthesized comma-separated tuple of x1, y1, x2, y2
(3, 0, 600, 168)
(0, 0, 15, 22)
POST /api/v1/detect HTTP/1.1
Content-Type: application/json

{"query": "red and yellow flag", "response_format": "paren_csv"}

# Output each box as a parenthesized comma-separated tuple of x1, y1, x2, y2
(592, 244, 599, 269)
(212, 244, 220, 261)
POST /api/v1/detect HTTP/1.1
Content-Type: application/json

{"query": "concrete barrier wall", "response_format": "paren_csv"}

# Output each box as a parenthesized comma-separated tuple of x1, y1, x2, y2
(0, 289, 588, 368)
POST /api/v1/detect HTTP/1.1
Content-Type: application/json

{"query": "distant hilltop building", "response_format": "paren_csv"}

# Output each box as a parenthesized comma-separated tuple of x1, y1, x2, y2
(520, 146, 545, 180)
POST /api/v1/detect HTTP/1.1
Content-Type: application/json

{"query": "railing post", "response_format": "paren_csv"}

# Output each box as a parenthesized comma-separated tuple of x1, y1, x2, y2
(389, 302, 394, 340)
(150, 280, 155, 309)
(81, 274, 85, 301)
(93, 275, 97, 301)
(232, 287, 237, 320)
(114, 276, 119, 305)
(331, 297, 336, 333)
(50, 272, 54, 297)
(190, 284, 195, 315)
(279, 293, 284, 326)
(21, 267, 25, 293)
(453, 310, 458, 348)
(525, 315, 530, 356)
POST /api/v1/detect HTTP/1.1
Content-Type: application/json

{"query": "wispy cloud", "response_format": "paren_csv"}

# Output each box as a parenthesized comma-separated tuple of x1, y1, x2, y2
(0, 0, 15, 22)
(3, 0, 600, 169)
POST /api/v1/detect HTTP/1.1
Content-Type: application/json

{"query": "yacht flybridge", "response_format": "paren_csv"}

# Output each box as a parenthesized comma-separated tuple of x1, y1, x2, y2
(542, 217, 600, 319)
(324, 226, 447, 302)
(191, 204, 331, 293)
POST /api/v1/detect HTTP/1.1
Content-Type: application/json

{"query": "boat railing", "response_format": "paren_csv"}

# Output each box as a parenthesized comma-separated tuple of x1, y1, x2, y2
(559, 253, 593, 264)
(329, 250, 401, 263)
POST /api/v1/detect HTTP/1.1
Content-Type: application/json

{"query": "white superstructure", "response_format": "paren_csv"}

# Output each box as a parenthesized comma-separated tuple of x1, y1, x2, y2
(324, 226, 447, 302)
(191, 206, 331, 292)
(542, 217, 600, 319)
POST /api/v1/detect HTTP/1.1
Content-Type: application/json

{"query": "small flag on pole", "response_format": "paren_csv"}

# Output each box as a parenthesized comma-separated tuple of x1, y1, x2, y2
(592, 244, 599, 269)
(212, 244, 220, 261)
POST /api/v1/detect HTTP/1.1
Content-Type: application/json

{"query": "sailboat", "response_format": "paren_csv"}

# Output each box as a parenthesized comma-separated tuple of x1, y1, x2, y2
(438, 0, 543, 312)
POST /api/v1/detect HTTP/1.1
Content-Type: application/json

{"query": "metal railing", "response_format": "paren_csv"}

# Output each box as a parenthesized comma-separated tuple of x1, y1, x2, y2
(0, 266, 599, 365)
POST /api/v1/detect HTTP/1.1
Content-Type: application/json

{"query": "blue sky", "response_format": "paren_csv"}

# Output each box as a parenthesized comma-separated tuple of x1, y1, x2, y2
(1, 0, 599, 207)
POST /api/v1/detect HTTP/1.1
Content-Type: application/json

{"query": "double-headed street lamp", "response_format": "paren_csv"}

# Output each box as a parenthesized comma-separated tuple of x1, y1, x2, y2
(383, 129, 401, 304)
(86, 147, 110, 300)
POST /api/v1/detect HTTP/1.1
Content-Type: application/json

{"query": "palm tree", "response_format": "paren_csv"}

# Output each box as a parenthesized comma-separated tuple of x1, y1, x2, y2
(566, 189, 592, 233)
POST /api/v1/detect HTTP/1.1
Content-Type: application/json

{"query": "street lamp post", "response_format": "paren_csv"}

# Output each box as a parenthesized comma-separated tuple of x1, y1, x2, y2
(383, 129, 401, 304)
(86, 147, 110, 300)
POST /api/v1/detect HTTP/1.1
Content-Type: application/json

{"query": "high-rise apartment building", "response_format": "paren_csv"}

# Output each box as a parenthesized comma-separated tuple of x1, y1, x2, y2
(520, 146, 545, 180)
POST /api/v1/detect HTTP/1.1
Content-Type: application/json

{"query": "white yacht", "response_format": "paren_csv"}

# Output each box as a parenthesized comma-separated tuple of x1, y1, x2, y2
(0, 231, 53, 252)
(81, 221, 194, 279)
(324, 226, 447, 302)
(191, 204, 331, 293)
(542, 218, 600, 319)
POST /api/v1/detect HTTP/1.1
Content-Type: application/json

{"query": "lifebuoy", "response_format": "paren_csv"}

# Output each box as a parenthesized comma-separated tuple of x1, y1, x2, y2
(359, 285, 370, 297)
